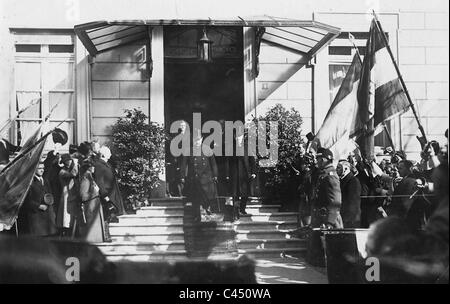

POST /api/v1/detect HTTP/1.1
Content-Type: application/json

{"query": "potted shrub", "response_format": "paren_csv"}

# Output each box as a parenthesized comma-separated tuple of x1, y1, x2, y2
(110, 109, 167, 212)
(257, 104, 305, 210)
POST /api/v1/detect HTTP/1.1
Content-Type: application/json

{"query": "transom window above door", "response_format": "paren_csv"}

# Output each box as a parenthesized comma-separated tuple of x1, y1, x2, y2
(164, 26, 243, 60)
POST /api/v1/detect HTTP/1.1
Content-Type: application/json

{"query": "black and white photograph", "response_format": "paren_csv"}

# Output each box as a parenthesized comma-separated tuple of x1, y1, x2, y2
(0, 0, 448, 289)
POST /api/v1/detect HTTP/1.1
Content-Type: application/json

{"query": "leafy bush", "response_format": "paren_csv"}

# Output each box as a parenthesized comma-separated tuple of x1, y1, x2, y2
(110, 109, 167, 210)
(257, 104, 305, 202)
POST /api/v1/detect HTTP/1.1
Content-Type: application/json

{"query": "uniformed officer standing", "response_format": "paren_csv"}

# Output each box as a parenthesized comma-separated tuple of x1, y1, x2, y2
(180, 134, 219, 222)
(229, 132, 256, 216)
(311, 148, 343, 229)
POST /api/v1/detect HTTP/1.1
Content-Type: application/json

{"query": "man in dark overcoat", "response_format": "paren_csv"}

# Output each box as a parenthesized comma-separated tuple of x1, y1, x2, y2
(337, 160, 362, 228)
(19, 162, 57, 236)
(180, 135, 218, 222)
(311, 148, 343, 229)
(389, 159, 428, 230)
(93, 146, 125, 220)
(228, 133, 256, 216)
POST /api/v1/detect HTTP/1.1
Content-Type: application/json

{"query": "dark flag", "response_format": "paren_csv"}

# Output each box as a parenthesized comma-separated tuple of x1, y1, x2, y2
(357, 19, 410, 160)
(0, 134, 49, 230)
(18, 122, 44, 155)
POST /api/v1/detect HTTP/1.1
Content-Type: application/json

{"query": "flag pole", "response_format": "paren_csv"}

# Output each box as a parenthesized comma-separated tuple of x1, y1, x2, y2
(348, 33, 363, 65)
(0, 119, 68, 175)
(0, 97, 41, 134)
(372, 10, 428, 143)
(382, 122, 396, 151)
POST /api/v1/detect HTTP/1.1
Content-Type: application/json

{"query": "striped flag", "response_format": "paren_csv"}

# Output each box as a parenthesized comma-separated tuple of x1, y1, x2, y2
(311, 53, 363, 160)
(357, 19, 410, 160)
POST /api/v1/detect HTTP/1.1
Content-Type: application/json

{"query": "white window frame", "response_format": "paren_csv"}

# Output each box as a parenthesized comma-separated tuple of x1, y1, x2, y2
(12, 30, 76, 149)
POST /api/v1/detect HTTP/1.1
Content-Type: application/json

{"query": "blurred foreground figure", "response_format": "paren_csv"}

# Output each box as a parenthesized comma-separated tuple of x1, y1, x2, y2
(0, 236, 256, 284)
(365, 162, 448, 283)
(0, 236, 114, 283)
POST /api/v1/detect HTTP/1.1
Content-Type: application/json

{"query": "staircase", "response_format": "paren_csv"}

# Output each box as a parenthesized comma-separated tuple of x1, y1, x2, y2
(96, 198, 187, 262)
(95, 197, 307, 262)
(235, 197, 307, 258)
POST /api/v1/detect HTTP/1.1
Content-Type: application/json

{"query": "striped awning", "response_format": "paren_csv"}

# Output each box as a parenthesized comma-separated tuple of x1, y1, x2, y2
(74, 16, 340, 58)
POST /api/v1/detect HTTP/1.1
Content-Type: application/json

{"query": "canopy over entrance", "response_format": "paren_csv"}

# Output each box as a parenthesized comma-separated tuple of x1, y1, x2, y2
(74, 16, 340, 59)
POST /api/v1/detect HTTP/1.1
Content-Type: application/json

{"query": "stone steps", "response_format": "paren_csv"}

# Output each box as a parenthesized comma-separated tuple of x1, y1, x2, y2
(235, 229, 294, 240)
(149, 198, 184, 207)
(104, 250, 188, 262)
(245, 205, 281, 214)
(95, 240, 186, 252)
(135, 206, 184, 216)
(236, 239, 306, 250)
(234, 221, 298, 231)
(100, 197, 307, 261)
(237, 247, 307, 258)
(118, 215, 184, 225)
(110, 232, 185, 242)
(238, 212, 298, 222)
(109, 224, 184, 234)
(111, 221, 297, 232)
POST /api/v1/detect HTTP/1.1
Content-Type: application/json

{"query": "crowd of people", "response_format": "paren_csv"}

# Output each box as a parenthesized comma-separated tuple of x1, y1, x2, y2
(2, 139, 125, 243)
(296, 130, 448, 233)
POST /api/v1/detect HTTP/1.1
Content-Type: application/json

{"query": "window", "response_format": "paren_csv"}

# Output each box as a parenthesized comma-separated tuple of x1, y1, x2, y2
(328, 31, 391, 148)
(13, 31, 75, 151)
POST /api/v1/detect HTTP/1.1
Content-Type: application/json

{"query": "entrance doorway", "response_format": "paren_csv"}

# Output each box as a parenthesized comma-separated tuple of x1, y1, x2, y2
(164, 62, 244, 128)
(163, 27, 244, 195)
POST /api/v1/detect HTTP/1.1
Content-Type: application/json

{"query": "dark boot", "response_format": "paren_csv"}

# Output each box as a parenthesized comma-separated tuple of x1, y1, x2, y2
(240, 197, 248, 215)
(223, 197, 234, 222)
(103, 221, 112, 242)
(234, 199, 241, 220)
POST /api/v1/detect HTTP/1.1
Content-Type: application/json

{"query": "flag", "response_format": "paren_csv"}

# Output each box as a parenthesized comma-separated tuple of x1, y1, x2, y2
(0, 134, 49, 230)
(357, 19, 410, 160)
(310, 53, 363, 160)
(19, 121, 44, 154)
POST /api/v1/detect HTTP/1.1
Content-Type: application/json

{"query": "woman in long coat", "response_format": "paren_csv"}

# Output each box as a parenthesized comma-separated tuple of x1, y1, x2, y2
(79, 159, 106, 243)
(93, 146, 125, 219)
(56, 154, 80, 237)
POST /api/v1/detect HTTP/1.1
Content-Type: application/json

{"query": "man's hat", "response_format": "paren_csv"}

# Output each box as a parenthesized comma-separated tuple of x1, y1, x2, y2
(52, 128, 68, 146)
(60, 153, 72, 163)
(316, 147, 333, 161)
(69, 144, 78, 154)
(306, 132, 315, 142)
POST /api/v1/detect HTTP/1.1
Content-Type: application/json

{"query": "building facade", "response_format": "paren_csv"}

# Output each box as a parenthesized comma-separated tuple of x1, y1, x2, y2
(1, 0, 448, 160)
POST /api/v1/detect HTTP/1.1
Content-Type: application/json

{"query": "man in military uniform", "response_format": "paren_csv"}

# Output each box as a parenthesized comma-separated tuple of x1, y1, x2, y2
(229, 132, 257, 216)
(180, 134, 219, 222)
(311, 148, 343, 229)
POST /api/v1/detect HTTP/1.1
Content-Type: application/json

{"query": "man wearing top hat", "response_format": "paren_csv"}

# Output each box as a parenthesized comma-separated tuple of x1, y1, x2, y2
(311, 148, 343, 229)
